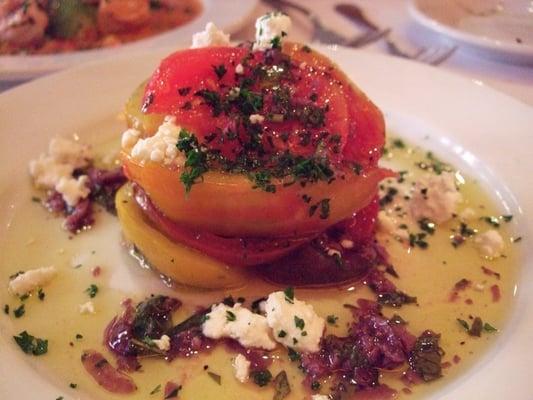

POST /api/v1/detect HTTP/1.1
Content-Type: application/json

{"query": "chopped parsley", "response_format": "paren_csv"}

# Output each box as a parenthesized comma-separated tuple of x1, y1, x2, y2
(287, 347, 301, 362)
(13, 331, 48, 355)
(37, 288, 45, 301)
(284, 287, 294, 303)
(418, 218, 436, 235)
(85, 284, 98, 298)
(176, 129, 209, 193)
(13, 304, 25, 318)
(226, 310, 236, 322)
(69, 383, 77, 389)
(278, 330, 287, 338)
(149, 384, 161, 395)
(326, 314, 338, 325)
(3, 304, 9, 315)
(251, 369, 272, 387)
(212, 64, 227, 79)
(294, 316, 305, 330)
(207, 371, 222, 385)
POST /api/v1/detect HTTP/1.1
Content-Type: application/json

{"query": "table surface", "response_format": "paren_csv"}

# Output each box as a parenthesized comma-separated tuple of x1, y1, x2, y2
(235, 0, 533, 107)
(1, 0, 532, 107)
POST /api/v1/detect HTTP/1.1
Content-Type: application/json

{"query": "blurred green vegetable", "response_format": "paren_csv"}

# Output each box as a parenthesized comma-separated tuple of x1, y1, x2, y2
(48, 0, 96, 39)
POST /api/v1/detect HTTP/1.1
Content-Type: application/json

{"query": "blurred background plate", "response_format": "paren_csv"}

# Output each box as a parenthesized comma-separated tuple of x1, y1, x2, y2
(0, 0, 258, 81)
(409, 0, 533, 65)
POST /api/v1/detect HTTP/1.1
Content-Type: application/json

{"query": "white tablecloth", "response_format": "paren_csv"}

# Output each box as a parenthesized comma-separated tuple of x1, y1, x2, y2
(235, 0, 533, 106)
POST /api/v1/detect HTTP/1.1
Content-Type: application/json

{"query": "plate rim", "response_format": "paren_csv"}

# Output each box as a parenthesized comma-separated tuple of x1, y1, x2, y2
(0, 0, 259, 81)
(0, 45, 532, 399)
(408, 0, 533, 64)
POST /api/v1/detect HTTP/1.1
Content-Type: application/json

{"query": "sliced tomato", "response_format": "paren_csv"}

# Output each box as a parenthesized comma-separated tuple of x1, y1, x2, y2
(134, 185, 314, 267)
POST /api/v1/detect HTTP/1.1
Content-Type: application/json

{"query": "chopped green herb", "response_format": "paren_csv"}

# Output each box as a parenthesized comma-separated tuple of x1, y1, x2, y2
(149, 384, 161, 395)
(207, 371, 222, 385)
(13, 331, 48, 355)
(251, 369, 272, 387)
(457, 318, 470, 331)
(483, 322, 498, 333)
(85, 284, 98, 298)
(195, 89, 224, 116)
(418, 218, 436, 235)
(226, 310, 236, 322)
(69, 383, 77, 389)
(326, 315, 338, 325)
(3, 304, 9, 315)
(13, 304, 25, 318)
(278, 330, 287, 338)
(176, 129, 209, 193)
(284, 287, 294, 303)
(38, 288, 45, 301)
(311, 381, 321, 391)
(75, 333, 83, 340)
(294, 316, 305, 330)
(270, 36, 282, 49)
(287, 347, 300, 362)
(379, 187, 398, 207)
(19, 293, 29, 301)
(409, 232, 429, 249)
(392, 139, 405, 149)
(212, 64, 227, 79)
(377, 291, 417, 308)
(481, 216, 500, 228)
(389, 314, 407, 325)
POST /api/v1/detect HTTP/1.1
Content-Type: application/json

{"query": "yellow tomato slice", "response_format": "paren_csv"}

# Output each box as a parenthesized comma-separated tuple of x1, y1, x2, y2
(122, 153, 389, 237)
(115, 184, 246, 289)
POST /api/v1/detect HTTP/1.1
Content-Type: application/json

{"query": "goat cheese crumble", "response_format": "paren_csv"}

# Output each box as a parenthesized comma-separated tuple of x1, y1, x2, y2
(410, 172, 462, 224)
(8, 266, 57, 296)
(265, 291, 325, 353)
(129, 116, 184, 166)
(232, 354, 251, 383)
(191, 22, 231, 48)
(202, 303, 276, 350)
(474, 230, 504, 258)
(153, 334, 171, 352)
(55, 175, 90, 207)
(254, 12, 292, 51)
(79, 301, 96, 315)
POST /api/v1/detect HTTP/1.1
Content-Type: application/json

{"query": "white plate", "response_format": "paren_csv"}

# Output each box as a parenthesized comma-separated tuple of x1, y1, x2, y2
(0, 0, 258, 81)
(408, 0, 533, 65)
(0, 46, 532, 399)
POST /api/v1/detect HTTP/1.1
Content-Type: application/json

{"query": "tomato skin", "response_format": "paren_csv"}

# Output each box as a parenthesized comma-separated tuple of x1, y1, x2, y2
(122, 151, 392, 237)
(133, 184, 315, 267)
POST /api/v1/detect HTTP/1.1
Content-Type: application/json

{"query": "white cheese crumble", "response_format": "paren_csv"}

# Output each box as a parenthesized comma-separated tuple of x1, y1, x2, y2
(474, 230, 504, 258)
(29, 137, 93, 207)
(79, 301, 96, 314)
(8, 266, 57, 296)
(232, 354, 251, 383)
(459, 207, 476, 221)
(410, 172, 462, 224)
(249, 114, 265, 124)
(191, 22, 231, 48)
(129, 117, 184, 165)
(48, 137, 92, 169)
(153, 334, 171, 352)
(121, 128, 141, 150)
(340, 239, 354, 249)
(312, 395, 330, 400)
(265, 291, 325, 353)
(29, 155, 74, 189)
(55, 175, 90, 207)
(235, 63, 244, 74)
(377, 210, 409, 240)
(254, 12, 292, 51)
(202, 303, 276, 350)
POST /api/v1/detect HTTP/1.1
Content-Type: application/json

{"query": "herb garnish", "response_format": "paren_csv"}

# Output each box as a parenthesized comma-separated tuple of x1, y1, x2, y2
(251, 369, 272, 387)
(149, 384, 161, 395)
(377, 291, 417, 308)
(294, 316, 305, 330)
(13, 304, 25, 318)
(13, 331, 48, 355)
(213, 64, 227, 79)
(207, 371, 222, 385)
(85, 284, 98, 298)
(226, 310, 237, 322)
(176, 129, 209, 193)
(38, 288, 45, 301)
(284, 287, 294, 303)
(287, 347, 301, 362)
(326, 315, 338, 325)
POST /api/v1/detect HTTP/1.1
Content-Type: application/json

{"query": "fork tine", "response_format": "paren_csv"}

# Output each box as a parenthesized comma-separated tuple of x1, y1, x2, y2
(427, 46, 457, 65)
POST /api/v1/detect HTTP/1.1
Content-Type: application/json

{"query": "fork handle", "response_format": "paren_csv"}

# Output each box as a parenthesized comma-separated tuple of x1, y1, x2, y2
(335, 3, 380, 31)
(262, 0, 311, 16)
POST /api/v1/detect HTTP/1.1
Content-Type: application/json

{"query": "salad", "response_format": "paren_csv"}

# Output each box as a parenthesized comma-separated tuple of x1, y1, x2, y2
(5, 12, 520, 400)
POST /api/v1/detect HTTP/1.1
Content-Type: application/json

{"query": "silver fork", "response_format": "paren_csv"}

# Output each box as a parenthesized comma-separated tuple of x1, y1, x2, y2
(335, 2, 457, 65)
(262, 0, 389, 47)
(385, 39, 457, 66)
